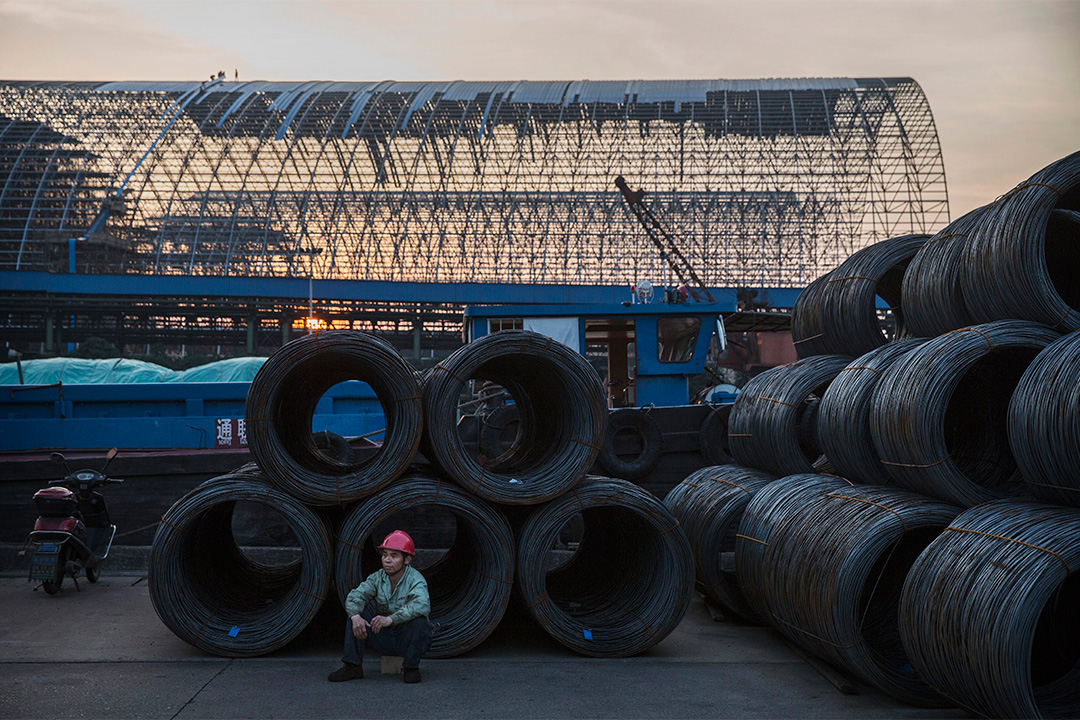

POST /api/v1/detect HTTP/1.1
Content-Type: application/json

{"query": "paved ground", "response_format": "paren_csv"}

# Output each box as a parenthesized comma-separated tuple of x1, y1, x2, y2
(0, 573, 968, 720)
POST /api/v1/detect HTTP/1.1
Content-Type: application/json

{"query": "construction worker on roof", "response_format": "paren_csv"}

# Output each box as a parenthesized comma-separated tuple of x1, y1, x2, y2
(328, 530, 432, 684)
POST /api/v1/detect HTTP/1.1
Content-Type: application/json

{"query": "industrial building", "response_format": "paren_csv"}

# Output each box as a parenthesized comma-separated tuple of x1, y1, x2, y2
(0, 78, 948, 358)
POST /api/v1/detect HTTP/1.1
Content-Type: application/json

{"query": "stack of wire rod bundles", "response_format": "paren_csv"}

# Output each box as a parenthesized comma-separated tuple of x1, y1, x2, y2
(245, 331, 423, 506)
(663, 465, 776, 622)
(736, 474, 961, 706)
(333, 475, 515, 658)
(817, 340, 927, 486)
(869, 320, 1061, 507)
(148, 469, 333, 657)
(900, 500, 1080, 719)
(728, 354, 852, 477)
(422, 329, 607, 505)
(1008, 330, 1080, 507)
(515, 476, 694, 657)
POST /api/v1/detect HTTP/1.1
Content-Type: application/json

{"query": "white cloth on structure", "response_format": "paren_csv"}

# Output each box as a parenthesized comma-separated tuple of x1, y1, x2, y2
(523, 318, 580, 354)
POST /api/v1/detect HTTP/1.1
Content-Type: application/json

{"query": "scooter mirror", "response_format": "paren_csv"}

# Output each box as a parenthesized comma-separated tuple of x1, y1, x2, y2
(101, 447, 119, 473)
(50, 452, 66, 465)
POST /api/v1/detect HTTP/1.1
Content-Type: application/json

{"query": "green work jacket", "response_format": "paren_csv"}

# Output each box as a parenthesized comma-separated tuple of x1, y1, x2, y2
(345, 565, 430, 626)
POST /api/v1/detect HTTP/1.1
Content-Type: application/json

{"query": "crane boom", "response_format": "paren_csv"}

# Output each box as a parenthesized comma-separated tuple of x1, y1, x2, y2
(614, 175, 715, 303)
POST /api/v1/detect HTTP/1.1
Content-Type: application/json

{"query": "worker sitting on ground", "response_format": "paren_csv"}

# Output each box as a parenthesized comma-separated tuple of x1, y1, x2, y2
(328, 530, 431, 684)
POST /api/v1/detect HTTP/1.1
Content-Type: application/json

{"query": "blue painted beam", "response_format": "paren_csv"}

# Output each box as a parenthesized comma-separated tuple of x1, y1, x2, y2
(0, 272, 804, 308)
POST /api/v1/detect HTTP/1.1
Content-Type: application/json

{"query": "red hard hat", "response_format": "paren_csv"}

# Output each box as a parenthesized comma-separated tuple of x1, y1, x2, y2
(377, 530, 415, 556)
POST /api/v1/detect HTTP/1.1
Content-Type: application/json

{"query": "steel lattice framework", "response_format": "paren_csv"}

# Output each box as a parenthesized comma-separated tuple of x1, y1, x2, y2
(0, 78, 947, 287)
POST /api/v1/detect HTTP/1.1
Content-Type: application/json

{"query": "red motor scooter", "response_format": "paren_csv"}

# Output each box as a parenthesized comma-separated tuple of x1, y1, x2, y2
(22, 448, 123, 594)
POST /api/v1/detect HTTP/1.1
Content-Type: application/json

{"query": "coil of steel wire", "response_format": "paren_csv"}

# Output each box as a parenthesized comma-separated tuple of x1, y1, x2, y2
(516, 476, 694, 657)
(423, 330, 607, 505)
(900, 500, 1080, 719)
(736, 474, 960, 706)
(728, 354, 852, 477)
(815, 234, 930, 357)
(870, 320, 1061, 507)
(1008, 330, 1080, 507)
(792, 273, 834, 358)
(818, 339, 928, 485)
(902, 205, 991, 338)
(961, 151, 1080, 333)
(663, 464, 776, 622)
(333, 475, 515, 658)
(148, 469, 333, 658)
(246, 331, 422, 506)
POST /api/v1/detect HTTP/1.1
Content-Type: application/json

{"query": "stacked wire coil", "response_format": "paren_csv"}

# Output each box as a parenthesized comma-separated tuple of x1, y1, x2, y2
(869, 320, 1061, 507)
(1008, 330, 1080, 507)
(423, 330, 607, 505)
(902, 206, 990, 338)
(516, 476, 694, 657)
(728, 354, 852, 477)
(817, 234, 930, 356)
(817, 340, 927, 486)
(148, 469, 333, 658)
(245, 331, 422, 506)
(899, 500, 1080, 719)
(333, 475, 515, 658)
(791, 274, 833, 358)
(736, 474, 960, 706)
(663, 465, 775, 622)
(960, 151, 1080, 332)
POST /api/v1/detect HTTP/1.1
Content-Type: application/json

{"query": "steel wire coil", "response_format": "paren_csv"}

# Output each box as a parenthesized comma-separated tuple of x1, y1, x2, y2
(900, 500, 1080, 719)
(817, 234, 930, 357)
(961, 151, 1080, 333)
(736, 474, 959, 706)
(423, 330, 607, 505)
(792, 273, 834, 358)
(333, 475, 515, 658)
(870, 320, 1061, 507)
(1008, 330, 1080, 507)
(246, 330, 422, 506)
(818, 340, 928, 485)
(516, 476, 694, 657)
(902, 205, 991, 338)
(728, 355, 853, 477)
(663, 464, 776, 622)
(148, 469, 333, 658)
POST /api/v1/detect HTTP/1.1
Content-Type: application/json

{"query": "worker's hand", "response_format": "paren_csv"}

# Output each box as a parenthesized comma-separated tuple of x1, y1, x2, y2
(351, 614, 370, 640)
(370, 615, 393, 634)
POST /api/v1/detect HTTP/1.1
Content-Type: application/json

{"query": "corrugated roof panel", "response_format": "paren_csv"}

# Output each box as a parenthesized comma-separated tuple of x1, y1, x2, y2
(443, 81, 500, 102)
(566, 80, 633, 105)
(275, 82, 337, 140)
(340, 81, 389, 139)
(507, 81, 571, 105)
(400, 81, 453, 126)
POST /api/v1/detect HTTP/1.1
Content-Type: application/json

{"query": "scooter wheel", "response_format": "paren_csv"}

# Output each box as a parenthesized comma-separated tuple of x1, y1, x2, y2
(86, 562, 100, 583)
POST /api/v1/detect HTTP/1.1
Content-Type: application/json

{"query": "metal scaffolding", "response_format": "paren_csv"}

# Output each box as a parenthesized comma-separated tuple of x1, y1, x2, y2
(0, 78, 948, 288)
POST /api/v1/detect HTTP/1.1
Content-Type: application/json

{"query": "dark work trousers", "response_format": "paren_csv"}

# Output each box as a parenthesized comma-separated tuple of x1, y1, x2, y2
(342, 603, 432, 669)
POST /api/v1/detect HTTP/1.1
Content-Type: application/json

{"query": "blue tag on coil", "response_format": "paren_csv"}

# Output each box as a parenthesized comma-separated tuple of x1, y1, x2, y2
(228, 626, 240, 638)
(583, 629, 593, 640)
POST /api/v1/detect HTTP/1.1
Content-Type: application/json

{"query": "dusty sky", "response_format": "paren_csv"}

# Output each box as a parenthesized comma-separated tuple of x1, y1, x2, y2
(1, 0, 1077, 218)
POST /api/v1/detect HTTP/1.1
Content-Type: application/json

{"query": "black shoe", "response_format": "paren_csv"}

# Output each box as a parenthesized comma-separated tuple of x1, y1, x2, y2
(328, 663, 364, 682)
(403, 667, 422, 684)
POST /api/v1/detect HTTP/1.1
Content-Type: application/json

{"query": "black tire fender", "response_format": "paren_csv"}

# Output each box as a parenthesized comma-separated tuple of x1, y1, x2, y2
(699, 405, 734, 466)
(598, 408, 664, 480)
